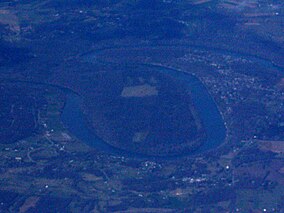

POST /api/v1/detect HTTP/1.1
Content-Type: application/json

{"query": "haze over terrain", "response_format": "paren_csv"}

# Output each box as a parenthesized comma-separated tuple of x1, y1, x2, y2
(0, 0, 283, 212)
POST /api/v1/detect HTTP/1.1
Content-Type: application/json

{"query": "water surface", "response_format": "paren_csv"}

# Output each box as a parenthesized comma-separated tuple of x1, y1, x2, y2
(61, 65, 226, 159)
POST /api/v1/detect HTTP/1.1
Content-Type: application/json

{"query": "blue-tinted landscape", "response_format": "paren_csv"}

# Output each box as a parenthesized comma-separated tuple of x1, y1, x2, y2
(0, 0, 283, 212)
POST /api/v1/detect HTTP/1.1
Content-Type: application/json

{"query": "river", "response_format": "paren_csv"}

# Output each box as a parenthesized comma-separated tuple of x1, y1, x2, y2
(61, 64, 226, 160)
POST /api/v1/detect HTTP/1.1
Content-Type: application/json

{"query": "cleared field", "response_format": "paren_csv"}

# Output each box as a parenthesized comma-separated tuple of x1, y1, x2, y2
(121, 84, 158, 98)
(258, 140, 284, 154)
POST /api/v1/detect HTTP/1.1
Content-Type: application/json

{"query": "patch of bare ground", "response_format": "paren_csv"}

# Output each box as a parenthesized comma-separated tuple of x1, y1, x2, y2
(121, 84, 158, 98)
(257, 140, 284, 154)
(19, 196, 40, 213)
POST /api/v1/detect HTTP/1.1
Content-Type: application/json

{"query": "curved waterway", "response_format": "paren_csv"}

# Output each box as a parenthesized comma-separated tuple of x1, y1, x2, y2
(61, 65, 226, 160)
(82, 44, 283, 72)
